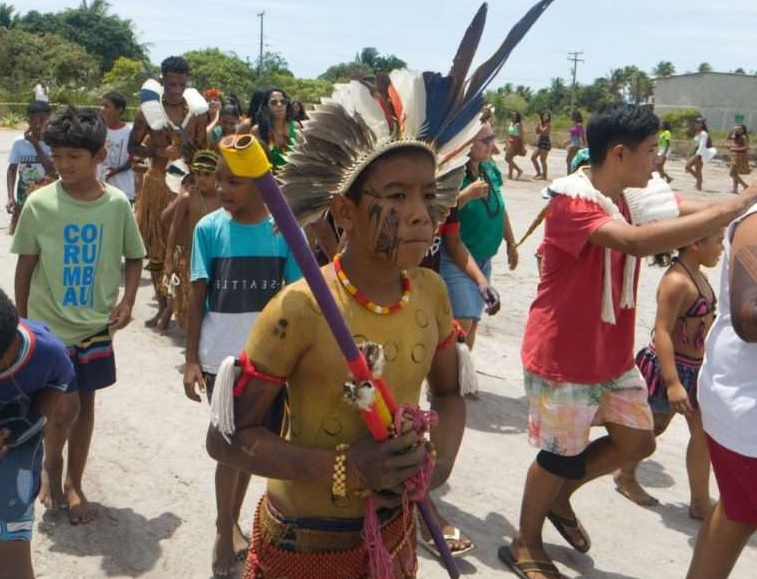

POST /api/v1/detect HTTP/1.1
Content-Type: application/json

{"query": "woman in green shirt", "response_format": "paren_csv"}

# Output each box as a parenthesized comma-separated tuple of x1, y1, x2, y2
(440, 122, 519, 349)
(656, 120, 673, 183)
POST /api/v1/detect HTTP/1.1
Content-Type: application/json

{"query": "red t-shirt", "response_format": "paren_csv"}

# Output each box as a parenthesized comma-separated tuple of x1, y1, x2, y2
(521, 195, 640, 384)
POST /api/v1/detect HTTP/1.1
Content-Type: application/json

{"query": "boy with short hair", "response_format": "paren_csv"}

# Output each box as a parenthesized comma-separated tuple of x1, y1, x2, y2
(6, 100, 56, 234)
(99, 92, 135, 203)
(503, 103, 757, 578)
(183, 143, 301, 577)
(0, 288, 75, 579)
(11, 106, 145, 525)
(162, 150, 222, 332)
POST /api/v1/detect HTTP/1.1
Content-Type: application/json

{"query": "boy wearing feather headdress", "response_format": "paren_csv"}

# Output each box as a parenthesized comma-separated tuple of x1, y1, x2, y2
(129, 56, 208, 329)
(503, 104, 757, 579)
(203, 4, 556, 577)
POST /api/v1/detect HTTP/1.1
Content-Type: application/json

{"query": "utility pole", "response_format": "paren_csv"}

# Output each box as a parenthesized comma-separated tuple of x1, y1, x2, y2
(567, 51, 584, 113)
(257, 11, 265, 77)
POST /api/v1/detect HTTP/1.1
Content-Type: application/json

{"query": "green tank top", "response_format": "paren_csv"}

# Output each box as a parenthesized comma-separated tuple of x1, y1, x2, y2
(268, 121, 298, 169)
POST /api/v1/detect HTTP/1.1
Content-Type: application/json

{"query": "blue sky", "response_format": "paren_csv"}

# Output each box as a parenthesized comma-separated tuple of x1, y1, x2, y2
(14, 0, 757, 89)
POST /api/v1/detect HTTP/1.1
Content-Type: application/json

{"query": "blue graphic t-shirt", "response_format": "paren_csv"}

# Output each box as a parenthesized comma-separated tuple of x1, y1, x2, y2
(0, 320, 75, 520)
(10, 182, 146, 345)
(191, 209, 303, 373)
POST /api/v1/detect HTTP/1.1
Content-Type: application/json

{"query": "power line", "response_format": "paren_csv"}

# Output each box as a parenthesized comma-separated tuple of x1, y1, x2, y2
(567, 51, 584, 113)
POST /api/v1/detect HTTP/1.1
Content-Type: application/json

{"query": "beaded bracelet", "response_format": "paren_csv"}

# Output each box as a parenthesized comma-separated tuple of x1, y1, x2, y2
(332, 443, 350, 501)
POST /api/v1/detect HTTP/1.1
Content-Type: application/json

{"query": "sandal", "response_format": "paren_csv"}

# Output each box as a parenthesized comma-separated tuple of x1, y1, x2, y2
(546, 511, 591, 553)
(498, 545, 562, 578)
(419, 525, 476, 559)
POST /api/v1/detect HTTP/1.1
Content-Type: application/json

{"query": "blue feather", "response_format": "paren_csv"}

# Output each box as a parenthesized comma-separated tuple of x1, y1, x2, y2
(434, 0, 555, 149)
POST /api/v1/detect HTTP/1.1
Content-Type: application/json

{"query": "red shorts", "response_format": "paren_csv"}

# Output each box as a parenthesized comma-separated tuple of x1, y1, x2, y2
(706, 434, 757, 525)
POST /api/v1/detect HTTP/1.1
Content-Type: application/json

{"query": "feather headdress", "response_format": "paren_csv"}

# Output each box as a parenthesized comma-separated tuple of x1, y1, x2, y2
(278, 0, 555, 227)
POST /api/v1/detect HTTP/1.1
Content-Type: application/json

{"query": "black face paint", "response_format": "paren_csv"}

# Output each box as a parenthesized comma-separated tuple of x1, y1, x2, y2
(375, 207, 401, 262)
(272, 318, 289, 339)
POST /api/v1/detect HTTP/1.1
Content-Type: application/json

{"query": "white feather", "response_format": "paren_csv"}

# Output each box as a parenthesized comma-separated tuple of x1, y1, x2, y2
(437, 115, 482, 175)
(389, 69, 426, 139)
(345, 82, 391, 142)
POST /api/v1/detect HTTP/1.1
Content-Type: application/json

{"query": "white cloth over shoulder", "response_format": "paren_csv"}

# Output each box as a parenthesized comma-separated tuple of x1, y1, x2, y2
(547, 169, 679, 324)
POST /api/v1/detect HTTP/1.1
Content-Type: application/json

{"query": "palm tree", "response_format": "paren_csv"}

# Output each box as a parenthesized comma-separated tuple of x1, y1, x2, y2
(652, 61, 675, 78)
(0, 2, 19, 29)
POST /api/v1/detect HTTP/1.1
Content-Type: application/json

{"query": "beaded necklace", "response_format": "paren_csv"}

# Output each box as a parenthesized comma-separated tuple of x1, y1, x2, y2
(333, 254, 411, 315)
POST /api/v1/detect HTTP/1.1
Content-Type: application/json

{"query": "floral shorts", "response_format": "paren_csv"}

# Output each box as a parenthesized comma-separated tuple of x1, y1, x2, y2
(524, 368, 653, 456)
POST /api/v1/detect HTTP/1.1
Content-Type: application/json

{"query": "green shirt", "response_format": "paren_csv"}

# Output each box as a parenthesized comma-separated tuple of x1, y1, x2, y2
(459, 160, 506, 263)
(11, 182, 145, 345)
(658, 129, 672, 150)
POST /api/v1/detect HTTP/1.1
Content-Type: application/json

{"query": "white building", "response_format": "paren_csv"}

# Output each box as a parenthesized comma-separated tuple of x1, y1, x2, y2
(654, 72, 757, 131)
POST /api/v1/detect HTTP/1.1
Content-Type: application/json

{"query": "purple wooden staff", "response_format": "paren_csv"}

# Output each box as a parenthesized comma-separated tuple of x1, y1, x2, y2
(226, 134, 460, 578)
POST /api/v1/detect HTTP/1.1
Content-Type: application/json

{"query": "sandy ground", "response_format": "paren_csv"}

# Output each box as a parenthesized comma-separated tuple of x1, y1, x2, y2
(1, 129, 755, 579)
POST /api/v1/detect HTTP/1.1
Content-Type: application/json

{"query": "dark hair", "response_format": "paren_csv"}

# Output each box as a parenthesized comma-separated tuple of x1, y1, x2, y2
(44, 106, 106, 155)
(161, 56, 190, 77)
(247, 89, 267, 125)
(511, 112, 522, 123)
(695, 117, 708, 132)
(345, 146, 435, 203)
(661, 120, 672, 131)
(541, 111, 551, 122)
(0, 288, 19, 359)
(290, 100, 308, 122)
(103, 91, 127, 113)
(571, 110, 583, 124)
(27, 100, 51, 116)
(255, 88, 294, 145)
(220, 94, 241, 118)
(587, 104, 659, 166)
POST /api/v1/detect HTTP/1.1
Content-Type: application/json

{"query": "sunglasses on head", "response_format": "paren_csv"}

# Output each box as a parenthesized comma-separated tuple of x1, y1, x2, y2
(269, 99, 288, 106)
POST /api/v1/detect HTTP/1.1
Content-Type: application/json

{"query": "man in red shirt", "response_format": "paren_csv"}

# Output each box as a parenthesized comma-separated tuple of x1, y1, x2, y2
(501, 104, 757, 579)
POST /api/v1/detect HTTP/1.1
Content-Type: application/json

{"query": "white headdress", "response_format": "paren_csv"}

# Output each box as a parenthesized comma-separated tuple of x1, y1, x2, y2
(278, 1, 555, 227)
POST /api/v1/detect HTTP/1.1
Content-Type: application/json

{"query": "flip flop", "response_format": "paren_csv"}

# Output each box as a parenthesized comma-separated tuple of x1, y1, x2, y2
(546, 511, 591, 553)
(419, 526, 476, 559)
(498, 545, 562, 578)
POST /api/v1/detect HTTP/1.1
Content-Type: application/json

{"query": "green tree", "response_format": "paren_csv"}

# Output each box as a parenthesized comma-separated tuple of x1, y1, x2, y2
(0, 27, 98, 92)
(697, 62, 713, 73)
(0, 2, 19, 29)
(576, 78, 614, 111)
(319, 61, 373, 82)
(183, 48, 254, 97)
(19, 1, 146, 74)
(652, 60, 675, 78)
(733, 67, 746, 74)
(320, 47, 406, 81)
(103, 56, 147, 97)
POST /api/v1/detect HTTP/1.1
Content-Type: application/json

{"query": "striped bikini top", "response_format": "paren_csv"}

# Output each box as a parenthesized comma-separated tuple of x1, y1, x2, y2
(677, 259, 716, 350)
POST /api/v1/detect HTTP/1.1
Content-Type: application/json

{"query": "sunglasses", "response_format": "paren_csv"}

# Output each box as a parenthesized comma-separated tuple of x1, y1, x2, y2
(269, 99, 288, 107)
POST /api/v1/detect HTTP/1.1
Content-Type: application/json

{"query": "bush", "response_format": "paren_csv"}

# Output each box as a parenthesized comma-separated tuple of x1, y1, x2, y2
(1, 111, 25, 128)
(661, 109, 701, 136)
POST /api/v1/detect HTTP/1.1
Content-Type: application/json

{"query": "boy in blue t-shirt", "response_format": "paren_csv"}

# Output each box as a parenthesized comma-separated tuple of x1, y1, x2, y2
(0, 288, 75, 579)
(183, 146, 301, 577)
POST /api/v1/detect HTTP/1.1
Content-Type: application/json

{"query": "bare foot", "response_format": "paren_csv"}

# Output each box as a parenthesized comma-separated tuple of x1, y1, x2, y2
(156, 306, 173, 332)
(39, 463, 67, 510)
(144, 312, 160, 328)
(67, 487, 96, 525)
(613, 472, 660, 507)
(233, 522, 250, 560)
(213, 532, 237, 578)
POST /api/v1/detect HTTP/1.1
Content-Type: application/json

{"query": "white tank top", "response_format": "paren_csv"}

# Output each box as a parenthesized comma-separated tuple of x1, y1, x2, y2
(699, 204, 757, 456)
